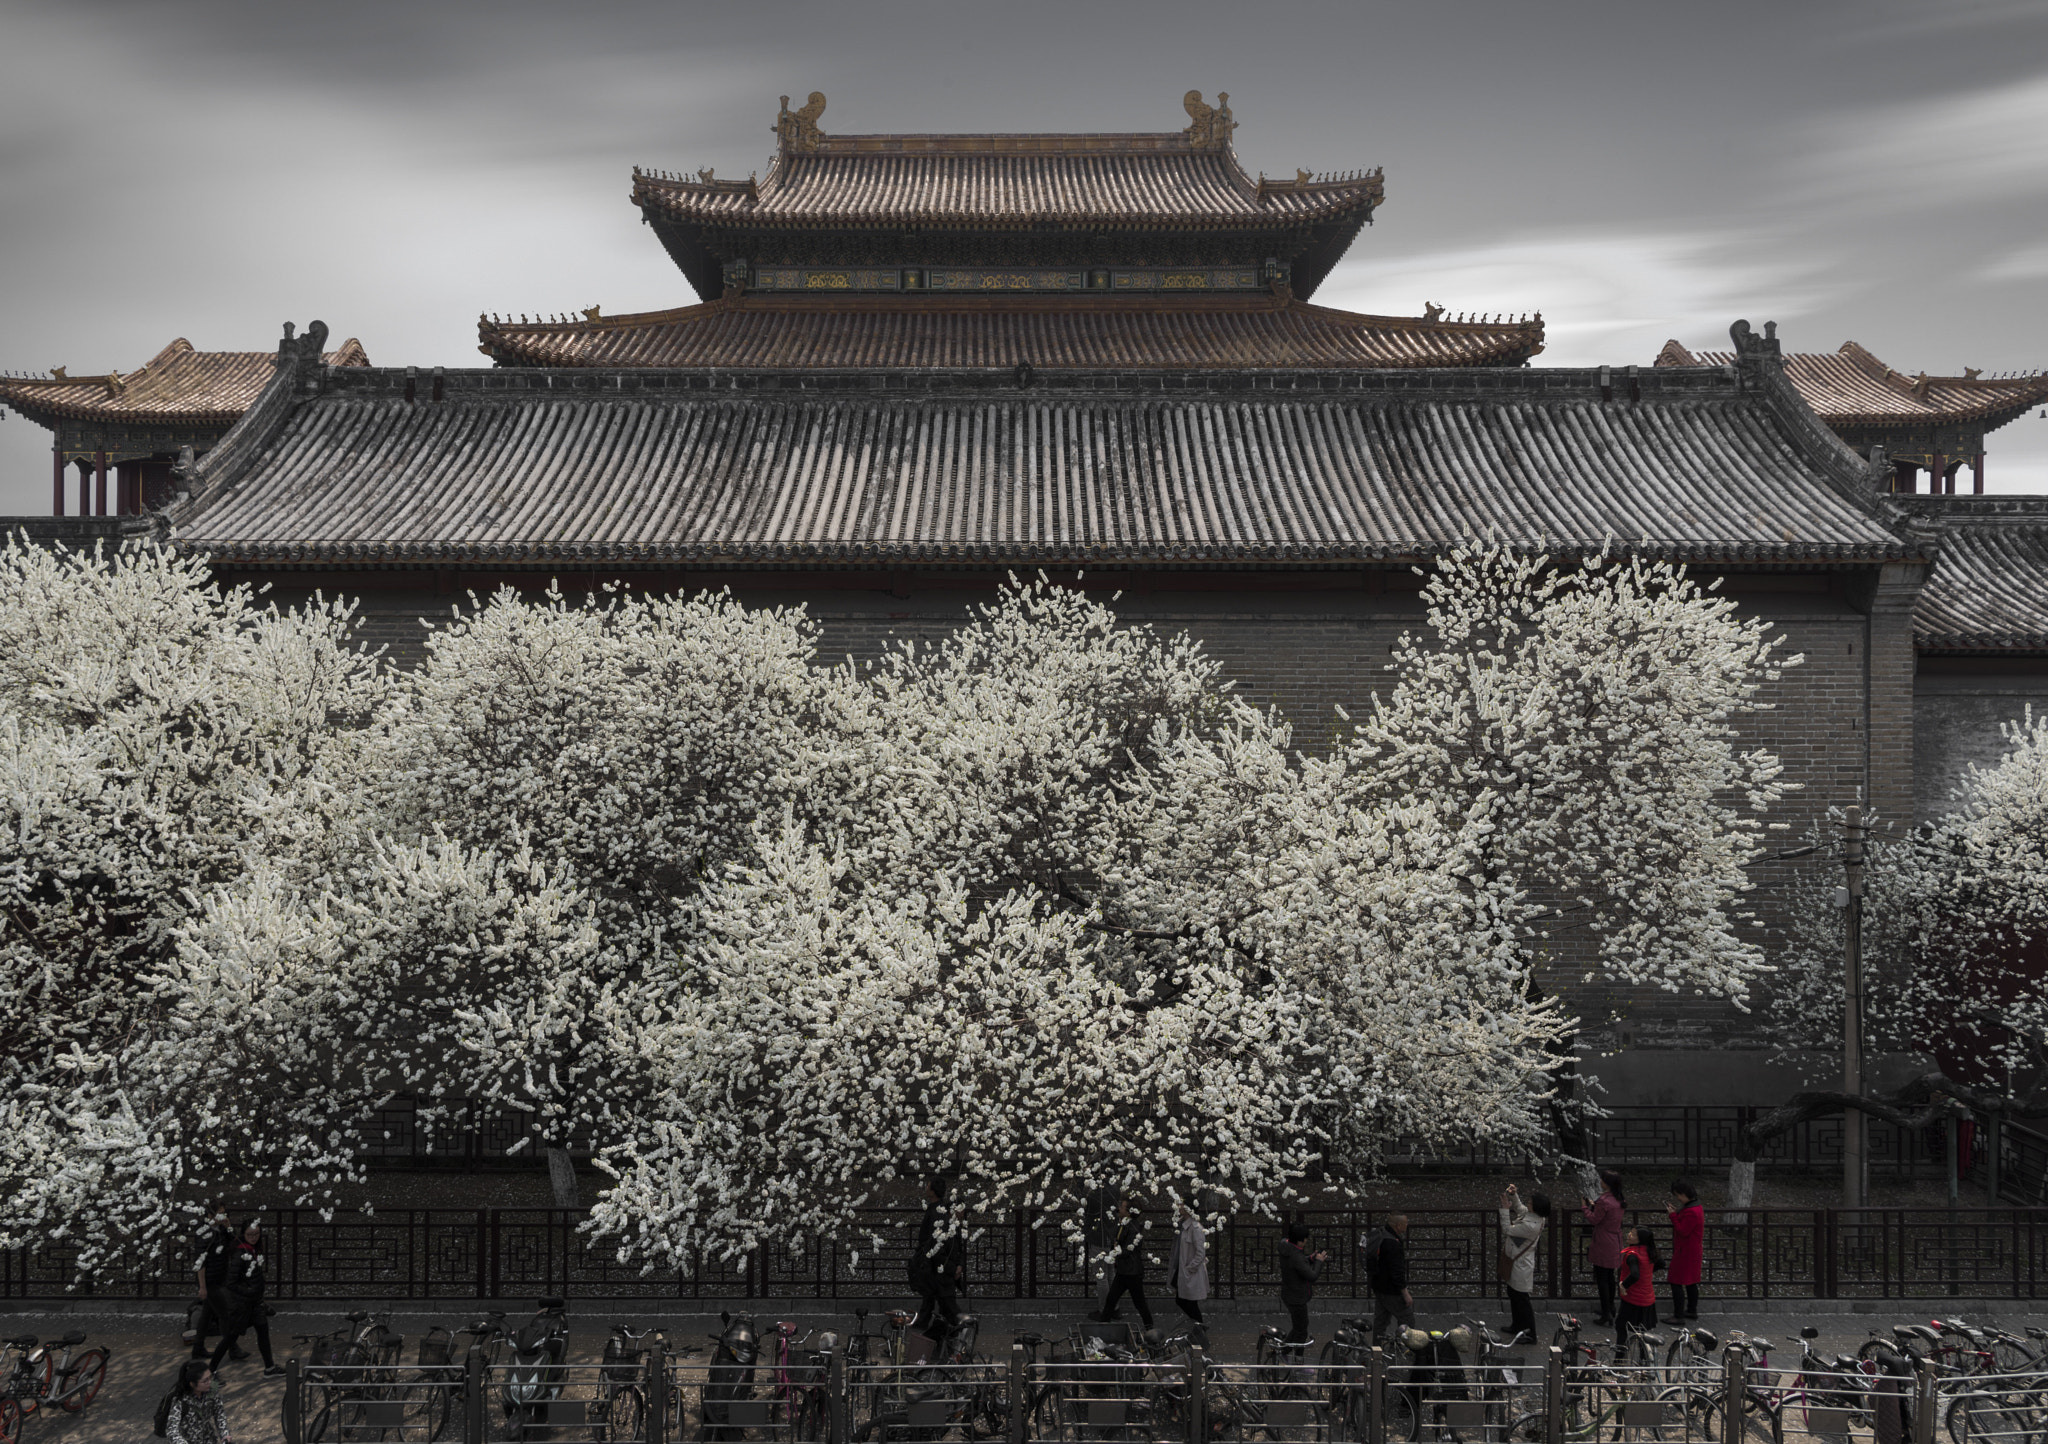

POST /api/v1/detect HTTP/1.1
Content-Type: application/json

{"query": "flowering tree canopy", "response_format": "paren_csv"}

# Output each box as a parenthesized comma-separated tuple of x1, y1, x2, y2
(3, 539, 1805, 1272)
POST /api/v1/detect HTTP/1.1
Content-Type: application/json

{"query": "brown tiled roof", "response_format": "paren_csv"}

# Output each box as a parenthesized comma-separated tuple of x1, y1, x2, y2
(477, 296, 1544, 370)
(632, 140, 1381, 231)
(171, 364, 1911, 567)
(0, 337, 370, 425)
(1656, 339, 2048, 429)
(1896, 498, 2048, 651)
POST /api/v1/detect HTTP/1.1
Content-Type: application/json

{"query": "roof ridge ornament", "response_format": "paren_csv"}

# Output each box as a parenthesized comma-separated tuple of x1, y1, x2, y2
(1182, 90, 1236, 150)
(775, 92, 827, 153)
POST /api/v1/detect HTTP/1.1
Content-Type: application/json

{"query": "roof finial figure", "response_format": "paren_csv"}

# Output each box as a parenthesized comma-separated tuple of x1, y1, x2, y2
(1182, 90, 1236, 149)
(776, 91, 827, 153)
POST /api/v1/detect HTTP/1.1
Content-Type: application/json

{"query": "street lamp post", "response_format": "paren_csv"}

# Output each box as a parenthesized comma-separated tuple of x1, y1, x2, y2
(1842, 805, 1867, 1209)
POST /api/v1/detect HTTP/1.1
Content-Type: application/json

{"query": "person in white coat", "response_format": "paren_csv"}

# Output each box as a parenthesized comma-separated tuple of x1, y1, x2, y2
(1170, 1200, 1210, 1326)
(1498, 1186, 1550, 1343)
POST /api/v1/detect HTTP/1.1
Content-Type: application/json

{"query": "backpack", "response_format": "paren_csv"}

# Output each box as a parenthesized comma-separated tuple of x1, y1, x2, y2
(153, 1392, 175, 1438)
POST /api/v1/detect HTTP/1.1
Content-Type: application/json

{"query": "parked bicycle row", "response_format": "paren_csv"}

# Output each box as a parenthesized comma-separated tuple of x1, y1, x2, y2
(260, 1295, 2048, 1444)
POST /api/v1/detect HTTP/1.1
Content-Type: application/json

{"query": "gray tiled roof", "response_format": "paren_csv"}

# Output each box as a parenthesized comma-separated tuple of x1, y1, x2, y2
(170, 364, 1913, 566)
(1898, 497, 2048, 651)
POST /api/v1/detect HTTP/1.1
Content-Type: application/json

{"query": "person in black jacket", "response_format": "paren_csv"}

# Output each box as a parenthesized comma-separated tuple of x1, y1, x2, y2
(1365, 1213, 1414, 1343)
(1093, 1194, 1155, 1330)
(188, 1204, 244, 1362)
(1277, 1220, 1327, 1345)
(208, 1218, 283, 1375)
(908, 1181, 965, 1362)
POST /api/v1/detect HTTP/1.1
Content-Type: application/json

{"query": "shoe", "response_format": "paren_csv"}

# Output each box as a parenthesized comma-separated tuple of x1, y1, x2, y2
(230, 1348, 251, 1362)
(263, 1365, 286, 1378)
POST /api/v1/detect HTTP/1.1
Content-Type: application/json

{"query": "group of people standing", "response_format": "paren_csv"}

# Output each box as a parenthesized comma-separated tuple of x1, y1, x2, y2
(906, 1175, 1706, 1358)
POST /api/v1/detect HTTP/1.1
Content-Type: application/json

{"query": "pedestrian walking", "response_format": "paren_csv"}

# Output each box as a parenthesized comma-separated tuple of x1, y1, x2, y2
(1578, 1171, 1625, 1327)
(908, 1179, 965, 1363)
(1364, 1213, 1415, 1344)
(1667, 1179, 1704, 1320)
(188, 1204, 244, 1362)
(1614, 1225, 1662, 1357)
(1278, 1220, 1325, 1345)
(207, 1218, 283, 1375)
(1095, 1194, 1155, 1330)
(1496, 1187, 1548, 1343)
(163, 1361, 232, 1444)
(1169, 1201, 1209, 1327)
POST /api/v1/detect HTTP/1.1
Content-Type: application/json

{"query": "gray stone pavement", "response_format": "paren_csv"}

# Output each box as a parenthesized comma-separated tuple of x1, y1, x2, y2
(8, 1298, 2042, 1444)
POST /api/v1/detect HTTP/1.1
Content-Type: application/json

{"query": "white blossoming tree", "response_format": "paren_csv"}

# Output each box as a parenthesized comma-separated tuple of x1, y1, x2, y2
(0, 538, 384, 1271)
(588, 546, 1804, 1266)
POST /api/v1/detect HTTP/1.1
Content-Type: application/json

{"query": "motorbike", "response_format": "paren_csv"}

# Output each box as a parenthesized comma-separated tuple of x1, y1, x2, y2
(700, 1311, 762, 1441)
(500, 1296, 571, 1439)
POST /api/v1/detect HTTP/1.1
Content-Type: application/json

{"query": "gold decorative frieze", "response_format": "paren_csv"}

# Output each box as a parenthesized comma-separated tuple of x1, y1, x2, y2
(744, 264, 1266, 294)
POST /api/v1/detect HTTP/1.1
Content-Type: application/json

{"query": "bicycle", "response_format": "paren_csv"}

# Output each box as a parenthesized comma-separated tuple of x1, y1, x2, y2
(0, 1331, 111, 1435)
(767, 1322, 832, 1443)
(1507, 1317, 1720, 1444)
(600, 1322, 668, 1444)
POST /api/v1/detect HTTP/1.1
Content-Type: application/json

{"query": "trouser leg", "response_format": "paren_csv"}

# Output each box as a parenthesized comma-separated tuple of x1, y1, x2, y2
(251, 1307, 276, 1367)
(1507, 1288, 1535, 1340)
(1593, 1266, 1616, 1322)
(1126, 1279, 1154, 1330)
(1174, 1296, 1203, 1323)
(1372, 1292, 1414, 1343)
(1285, 1300, 1310, 1344)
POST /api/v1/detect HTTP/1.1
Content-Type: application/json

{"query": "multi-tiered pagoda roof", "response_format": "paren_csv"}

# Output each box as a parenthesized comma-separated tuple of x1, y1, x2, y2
(479, 92, 1545, 371)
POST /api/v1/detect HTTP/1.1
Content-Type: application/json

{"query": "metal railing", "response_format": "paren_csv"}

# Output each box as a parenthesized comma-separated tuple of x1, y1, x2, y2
(20, 1207, 2048, 1302)
(284, 1342, 1987, 1444)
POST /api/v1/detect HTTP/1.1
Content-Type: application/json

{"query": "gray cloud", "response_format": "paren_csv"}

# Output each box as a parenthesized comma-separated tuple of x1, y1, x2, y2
(3, 0, 2045, 504)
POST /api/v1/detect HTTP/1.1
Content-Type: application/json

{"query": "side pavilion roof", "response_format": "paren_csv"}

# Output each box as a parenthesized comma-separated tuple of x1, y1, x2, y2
(0, 337, 370, 427)
(1657, 339, 2047, 432)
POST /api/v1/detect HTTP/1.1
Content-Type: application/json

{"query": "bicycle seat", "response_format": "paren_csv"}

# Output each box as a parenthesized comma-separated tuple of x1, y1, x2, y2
(51, 1333, 84, 1349)
(1896, 1324, 1940, 1345)
(537, 1296, 566, 1311)
(2, 1335, 35, 1348)
(1692, 1330, 1719, 1351)
(885, 1309, 914, 1327)
(1014, 1333, 1044, 1347)
(1801, 1326, 1821, 1340)
(1636, 1331, 1667, 1346)
(2028, 1328, 2048, 1342)
(1344, 1317, 1374, 1331)
(345, 1310, 370, 1323)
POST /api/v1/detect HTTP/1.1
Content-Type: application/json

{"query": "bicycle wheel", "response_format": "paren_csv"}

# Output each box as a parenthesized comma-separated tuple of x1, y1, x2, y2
(1507, 1411, 1548, 1442)
(1996, 1340, 2043, 1376)
(1382, 1387, 1418, 1442)
(306, 1395, 335, 1444)
(418, 1376, 455, 1443)
(1946, 1392, 2032, 1444)
(607, 1384, 646, 1443)
(0, 1399, 20, 1444)
(1739, 1395, 1782, 1444)
(58, 1350, 108, 1413)
(1653, 1387, 1725, 1442)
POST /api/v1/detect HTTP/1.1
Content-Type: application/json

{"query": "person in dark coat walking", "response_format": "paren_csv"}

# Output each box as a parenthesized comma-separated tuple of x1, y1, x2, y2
(1278, 1221, 1326, 1345)
(208, 1219, 283, 1375)
(908, 1180, 966, 1362)
(189, 1204, 245, 1362)
(1364, 1213, 1415, 1343)
(1094, 1194, 1155, 1329)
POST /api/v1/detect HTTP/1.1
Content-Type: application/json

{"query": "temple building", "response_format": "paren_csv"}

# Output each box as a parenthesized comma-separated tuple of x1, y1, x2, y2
(10, 92, 2048, 1092)
(1656, 338, 2048, 495)
(0, 336, 369, 516)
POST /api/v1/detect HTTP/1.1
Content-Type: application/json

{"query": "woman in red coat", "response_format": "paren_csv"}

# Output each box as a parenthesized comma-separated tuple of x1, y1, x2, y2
(1666, 1178, 1704, 1320)
(1614, 1225, 1661, 1357)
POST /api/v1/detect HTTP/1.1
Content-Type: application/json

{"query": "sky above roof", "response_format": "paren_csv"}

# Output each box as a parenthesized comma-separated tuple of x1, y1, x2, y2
(2, 0, 2045, 511)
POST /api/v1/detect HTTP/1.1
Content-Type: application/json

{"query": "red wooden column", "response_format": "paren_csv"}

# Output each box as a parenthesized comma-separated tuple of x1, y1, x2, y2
(1974, 451, 1986, 494)
(93, 451, 107, 516)
(51, 448, 64, 516)
(76, 459, 90, 516)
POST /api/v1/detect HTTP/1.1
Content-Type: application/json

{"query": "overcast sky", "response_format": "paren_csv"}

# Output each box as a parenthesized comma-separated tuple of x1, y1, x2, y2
(3, 0, 2045, 512)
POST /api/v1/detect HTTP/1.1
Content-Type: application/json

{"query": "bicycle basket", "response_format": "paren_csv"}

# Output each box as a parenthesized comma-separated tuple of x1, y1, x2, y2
(418, 1327, 453, 1368)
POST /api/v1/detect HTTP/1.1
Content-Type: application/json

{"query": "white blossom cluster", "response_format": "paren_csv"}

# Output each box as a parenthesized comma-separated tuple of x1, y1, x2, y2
(1762, 710, 2048, 1106)
(0, 538, 1802, 1275)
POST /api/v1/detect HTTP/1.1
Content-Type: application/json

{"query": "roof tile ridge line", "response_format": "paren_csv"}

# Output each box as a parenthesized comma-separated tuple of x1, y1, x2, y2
(1653, 339, 1698, 367)
(145, 338, 197, 368)
(172, 321, 325, 514)
(1730, 319, 1918, 542)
